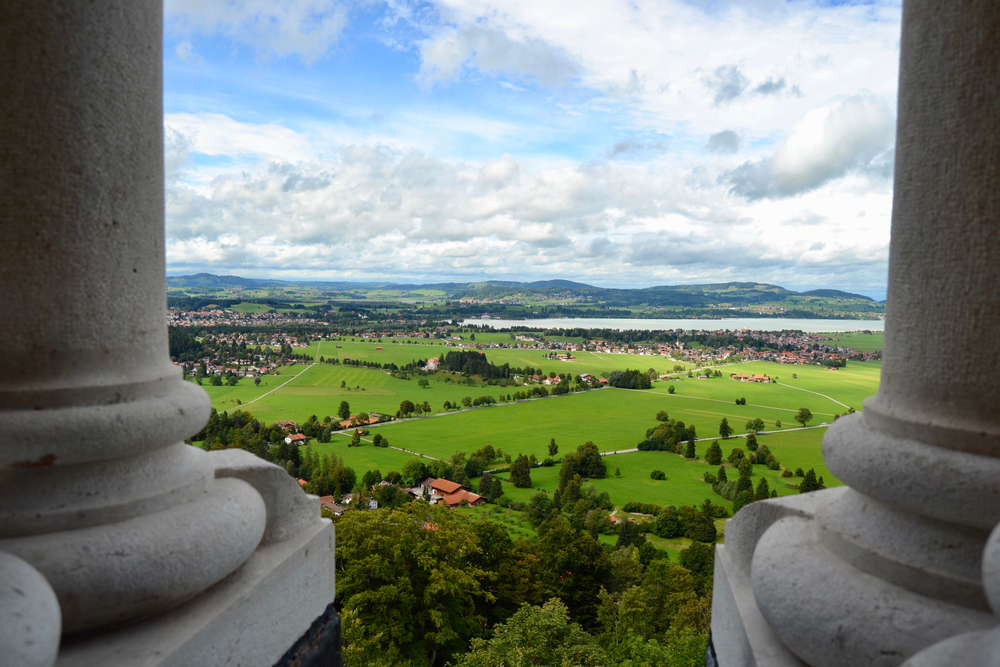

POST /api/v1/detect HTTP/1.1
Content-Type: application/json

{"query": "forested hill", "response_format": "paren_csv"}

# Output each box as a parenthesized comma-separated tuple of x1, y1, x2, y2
(167, 273, 879, 309)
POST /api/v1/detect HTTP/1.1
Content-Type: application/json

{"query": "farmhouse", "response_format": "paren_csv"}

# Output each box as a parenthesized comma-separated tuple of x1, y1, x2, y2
(285, 433, 307, 445)
(318, 496, 345, 515)
(442, 490, 485, 507)
(420, 478, 478, 506)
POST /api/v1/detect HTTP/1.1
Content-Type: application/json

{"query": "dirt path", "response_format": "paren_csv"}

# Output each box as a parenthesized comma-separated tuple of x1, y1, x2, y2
(332, 431, 443, 461)
(238, 363, 317, 408)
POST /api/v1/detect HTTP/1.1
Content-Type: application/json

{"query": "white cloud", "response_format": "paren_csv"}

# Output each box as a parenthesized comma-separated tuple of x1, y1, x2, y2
(391, 0, 902, 156)
(174, 40, 203, 65)
(165, 0, 349, 63)
(416, 24, 580, 87)
(161, 1, 901, 295)
(165, 114, 890, 292)
(722, 94, 894, 200)
(165, 113, 317, 164)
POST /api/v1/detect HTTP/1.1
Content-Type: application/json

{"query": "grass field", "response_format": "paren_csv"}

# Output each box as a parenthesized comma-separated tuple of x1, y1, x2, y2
(652, 360, 880, 414)
(492, 446, 807, 512)
(819, 330, 885, 353)
(196, 342, 871, 527)
(305, 338, 695, 380)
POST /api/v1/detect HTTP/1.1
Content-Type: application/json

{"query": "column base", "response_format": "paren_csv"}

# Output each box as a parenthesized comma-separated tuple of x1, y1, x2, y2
(55, 519, 336, 667)
(711, 494, 816, 667)
(713, 489, 997, 667)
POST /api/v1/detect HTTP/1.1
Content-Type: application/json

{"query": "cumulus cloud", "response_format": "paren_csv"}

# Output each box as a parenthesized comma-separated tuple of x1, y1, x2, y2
(417, 25, 580, 87)
(722, 94, 894, 200)
(165, 0, 348, 63)
(164, 113, 890, 290)
(706, 130, 741, 154)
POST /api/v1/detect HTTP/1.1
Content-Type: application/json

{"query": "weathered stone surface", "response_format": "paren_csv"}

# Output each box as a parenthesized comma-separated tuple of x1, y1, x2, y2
(55, 520, 336, 667)
(0, 2, 337, 663)
(213, 449, 322, 544)
(710, 0, 1000, 663)
(0, 551, 60, 667)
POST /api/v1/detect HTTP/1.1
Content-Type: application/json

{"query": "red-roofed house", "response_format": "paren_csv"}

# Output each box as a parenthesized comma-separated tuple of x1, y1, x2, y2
(425, 478, 471, 505)
(285, 433, 307, 445)
(318, 495, 345, 515)
(443, 490, 485, 507)
(430, 478, 465, 495)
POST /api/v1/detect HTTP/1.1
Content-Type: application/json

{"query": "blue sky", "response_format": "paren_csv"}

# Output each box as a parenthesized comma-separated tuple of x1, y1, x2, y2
(162, 0, 902, 299)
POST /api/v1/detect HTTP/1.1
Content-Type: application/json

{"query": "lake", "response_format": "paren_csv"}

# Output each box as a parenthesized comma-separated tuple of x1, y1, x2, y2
(460, 317, 885, 333)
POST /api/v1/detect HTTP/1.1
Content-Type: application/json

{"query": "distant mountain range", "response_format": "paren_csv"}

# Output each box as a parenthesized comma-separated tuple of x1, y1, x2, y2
(167, 273, 879, 309)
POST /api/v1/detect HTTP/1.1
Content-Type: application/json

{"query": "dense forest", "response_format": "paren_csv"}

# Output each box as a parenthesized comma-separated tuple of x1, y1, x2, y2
(187, 409, 714, 666)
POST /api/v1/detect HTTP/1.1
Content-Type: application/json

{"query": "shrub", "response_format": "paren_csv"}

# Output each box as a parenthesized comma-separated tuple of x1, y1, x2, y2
(650, 470, 666, 480)
(622, 501, 662, 515)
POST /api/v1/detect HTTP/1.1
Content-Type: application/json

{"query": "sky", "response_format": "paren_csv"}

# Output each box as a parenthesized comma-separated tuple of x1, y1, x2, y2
(163, 0, 902, 299)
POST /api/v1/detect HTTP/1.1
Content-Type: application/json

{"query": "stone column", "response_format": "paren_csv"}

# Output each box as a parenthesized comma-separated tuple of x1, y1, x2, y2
(711, 0, 1000, 665)
(0, 3, 336, 665)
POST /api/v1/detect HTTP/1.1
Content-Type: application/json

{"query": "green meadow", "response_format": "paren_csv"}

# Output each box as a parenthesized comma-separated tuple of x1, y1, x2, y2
(197, 339, 873, 521)
(819, 330, 885, 353)
(652, 360, 880, 414)
(306, 337, 695, 379)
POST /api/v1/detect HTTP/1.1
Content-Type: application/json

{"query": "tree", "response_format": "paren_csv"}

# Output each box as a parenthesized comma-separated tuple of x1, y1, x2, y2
(548, 438, 559, 457)
(418, 378, 429, 389)
(338, 401, 351, 421)
(745, 417, 765, 433)
(461, 396, 472, 408)
(337, 505, 494, 667)
(704, 441, 723, 466)
(401, 459, 428, 487)
(399, 399, 415, 417)
(656, 410, 669, 422)
(454, 598, 609, 667)
(478, 473, 503, 503)
(510, 455, 532, 488)
(754, 477, 771, 502)
(616, 518, 646, 550)
(350, 430, 362, 447)
(254, 375, 261, 386)
(799, 469, 821, 493)
(361, 469, 382, 488)
(719, 417, 733, 439)
(684, 439, 696, 459)
(775, 420, 782, 429)
(794, 408, 813, 427)
(668, 385, 675, 394)
(525, 492, 554, 525)
(689, 500, 717, 543)
(615, 467, 621, 478)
